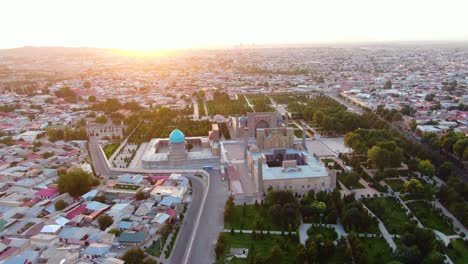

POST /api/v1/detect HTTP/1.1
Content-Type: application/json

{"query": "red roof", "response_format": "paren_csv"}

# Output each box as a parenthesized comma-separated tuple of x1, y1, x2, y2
(26, 153, 42, 160)
(35, 188, 58, 198)
(66, 204, 87, 219)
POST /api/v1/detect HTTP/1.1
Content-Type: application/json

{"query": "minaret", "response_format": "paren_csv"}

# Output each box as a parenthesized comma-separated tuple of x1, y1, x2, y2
(257, 157, 264, 193)
(243, 127, 249, 159)
(236, 116, 240, 138)
(285, 113, 289, 128)
(302, 124, 307, 150)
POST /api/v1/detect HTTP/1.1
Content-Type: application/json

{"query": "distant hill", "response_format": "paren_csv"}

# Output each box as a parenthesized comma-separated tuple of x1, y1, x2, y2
(0, 46, 112, 57)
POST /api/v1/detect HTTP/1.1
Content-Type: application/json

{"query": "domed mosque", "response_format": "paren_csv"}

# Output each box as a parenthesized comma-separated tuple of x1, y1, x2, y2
(141, 128, 220, 169)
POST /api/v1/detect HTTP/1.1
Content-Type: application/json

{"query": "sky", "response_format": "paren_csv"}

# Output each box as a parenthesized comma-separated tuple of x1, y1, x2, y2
(1, 0, 468, 50)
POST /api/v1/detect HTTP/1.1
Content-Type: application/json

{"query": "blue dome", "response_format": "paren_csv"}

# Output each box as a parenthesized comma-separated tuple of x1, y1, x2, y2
(277, 114, 283, 121)
(169, 129, 185, 143)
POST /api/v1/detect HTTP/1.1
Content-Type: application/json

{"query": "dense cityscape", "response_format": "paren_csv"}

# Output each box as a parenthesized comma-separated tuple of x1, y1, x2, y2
(0, 43, 466, 264)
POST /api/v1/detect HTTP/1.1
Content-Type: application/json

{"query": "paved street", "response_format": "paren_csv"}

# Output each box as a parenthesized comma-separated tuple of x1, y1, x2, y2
(88, 138, 229, 264)
(184, 170, 229, 264)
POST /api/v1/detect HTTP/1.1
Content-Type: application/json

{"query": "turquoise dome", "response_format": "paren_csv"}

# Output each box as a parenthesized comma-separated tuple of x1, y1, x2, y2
(169, 129, 185, 143)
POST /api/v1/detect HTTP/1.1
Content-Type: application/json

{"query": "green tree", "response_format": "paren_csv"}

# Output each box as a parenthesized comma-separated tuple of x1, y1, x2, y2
(438, 161, 454, 180)
(89, 95, 97, 102)
(54, 199, 67, 210)
(403, 179, 424, 195)
(269, 244, 283, 264)
(83, 80, 91, 89)
(418, 159, 436, 177)
(57, 168, 97, 197)
(368, 146, 390, 170)
(215, 233, 226, 260)
(96, 115, 108, 124)
(409, 119, 418, 132)
(121, 248, 146, 264)
(98, 214, 113, 231)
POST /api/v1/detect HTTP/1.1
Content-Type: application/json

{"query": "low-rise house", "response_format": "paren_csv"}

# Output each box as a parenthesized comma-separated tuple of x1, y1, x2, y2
(118, 231, 147, 246)
(82, 243, 111, 261)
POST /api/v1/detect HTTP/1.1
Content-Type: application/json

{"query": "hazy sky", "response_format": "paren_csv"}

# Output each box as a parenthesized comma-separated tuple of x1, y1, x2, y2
(1, 0, 468, 50)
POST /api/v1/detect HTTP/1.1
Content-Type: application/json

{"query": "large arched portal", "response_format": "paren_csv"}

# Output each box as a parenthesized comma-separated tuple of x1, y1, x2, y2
(255, 120, 269, 131)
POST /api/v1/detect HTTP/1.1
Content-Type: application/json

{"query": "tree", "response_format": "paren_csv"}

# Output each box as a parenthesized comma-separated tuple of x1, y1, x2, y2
(54, 199, 67, 210)
(425, 93, 435, 102)
(384, 80, 392, 89)
(136, 191, 146, 200)
(89, 95, 97, 102)
(438, 161, 454, 180)
(224, 195, 235, 221)
(57, 168, 97, 197)
(295, 244, 306, 264)
(418, 159, 436, 177)
(269, 244, 283, 264)
(96, 115, 108, 124)
(409, 119, 417, 132)
(215, 233, 226, 260)
(121, 248, 146, 264)
(83, 80, 92, 89)
(403, 179, 424, 195)
(42, 151, 54, 159)
(368, 146, 390, 170)
(98, 214, 113, 231)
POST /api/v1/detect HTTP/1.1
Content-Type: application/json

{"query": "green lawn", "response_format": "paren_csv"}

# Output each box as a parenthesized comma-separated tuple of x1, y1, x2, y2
(364, 197, 412, 234)
(337, 173, 365, 189)
(146, 239, 162, 257)
(103, 143, 119, 158)
(307, 225, 338, 241)
(218, 233, 298, 264)
(385, 179, 405, 192)
(447, 239, 468, 264)
(294, 129, 308, 138)
(406, 201, 455, 235)
(225, 205, 282, 231)
(361, 238, 394, 263)
(114, 184, 140, 190)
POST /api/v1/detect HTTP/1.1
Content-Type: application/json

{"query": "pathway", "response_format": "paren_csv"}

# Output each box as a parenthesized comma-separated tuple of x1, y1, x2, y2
(192, 100, 199, 120)
(362, 204, 397, 251)
(223, 229, 296, 235)
(434, 199, 468, 236)
(397, 196, 424, 228)
(203, 98, 209, 117)
(244, 95, 255, 112)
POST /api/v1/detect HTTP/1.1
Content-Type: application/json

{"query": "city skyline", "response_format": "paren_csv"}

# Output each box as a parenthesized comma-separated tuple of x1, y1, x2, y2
(1, 0, 468, 51)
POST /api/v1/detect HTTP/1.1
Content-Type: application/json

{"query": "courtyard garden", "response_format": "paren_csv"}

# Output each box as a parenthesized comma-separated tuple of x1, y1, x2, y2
(306, 224, 338, 241)
(103, 143, 120, 158)
(360, 237, 394, 264)
(406, 201, 455, 235)
(447, 239, 468, 264)
(224, 204, 282, 231)
(385, 178, 405, 192)
(363, 197, 412, 234)
(216, 233, 299, 264)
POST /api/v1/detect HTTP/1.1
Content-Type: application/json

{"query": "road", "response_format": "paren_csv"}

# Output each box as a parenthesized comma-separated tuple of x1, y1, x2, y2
(192, 100, 199, 120)
(88, 137, 228, 264)
(175, 170, 228, 264)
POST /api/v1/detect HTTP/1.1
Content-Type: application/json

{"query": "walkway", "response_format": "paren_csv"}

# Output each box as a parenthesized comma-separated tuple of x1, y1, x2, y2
(362, 204, 397, 251)
(223, 229, 296, 235)
(244, 95, 255, 112)
(434, 199, 468, 236)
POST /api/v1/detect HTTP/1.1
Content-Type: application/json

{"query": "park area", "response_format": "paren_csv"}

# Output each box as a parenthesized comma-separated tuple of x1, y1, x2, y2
(406, 201, 455, 235)
(360, 237, 394, 263)
(217, 233, 299, 264)
(447, 239, 468, 264)
(103, 143, 119, 158)
(385, 178, 405, 192)
(224, 205, 282, 231)
(363, 197, 412, 234)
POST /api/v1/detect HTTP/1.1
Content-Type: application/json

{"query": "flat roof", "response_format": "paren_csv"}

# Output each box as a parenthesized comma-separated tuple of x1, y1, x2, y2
(249, 149, 328, 180)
